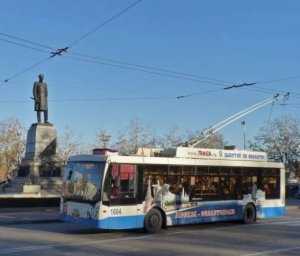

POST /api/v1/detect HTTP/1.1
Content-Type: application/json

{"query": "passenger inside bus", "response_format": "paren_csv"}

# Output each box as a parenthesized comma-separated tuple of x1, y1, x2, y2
(110, 180, 119, 199)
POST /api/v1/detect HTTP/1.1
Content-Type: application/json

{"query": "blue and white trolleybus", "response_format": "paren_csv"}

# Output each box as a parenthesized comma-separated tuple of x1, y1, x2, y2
(61, 147, 285, 233)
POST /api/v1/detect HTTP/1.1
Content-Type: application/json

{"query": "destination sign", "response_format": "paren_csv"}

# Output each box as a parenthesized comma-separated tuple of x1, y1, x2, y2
(176, 147, 267, 161)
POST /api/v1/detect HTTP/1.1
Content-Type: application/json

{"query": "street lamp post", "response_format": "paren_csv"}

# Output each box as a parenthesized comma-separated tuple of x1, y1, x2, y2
(241, 120, 246, 150)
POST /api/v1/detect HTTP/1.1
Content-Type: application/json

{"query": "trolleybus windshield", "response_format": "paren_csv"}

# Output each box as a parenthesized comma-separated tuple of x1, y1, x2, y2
(63, 161, 105, 202)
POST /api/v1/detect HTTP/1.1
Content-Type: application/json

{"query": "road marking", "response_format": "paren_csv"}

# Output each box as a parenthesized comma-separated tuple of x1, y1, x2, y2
(256, 220, 300, 226)
(271, 220, 300, 224)
(242, 246, 300, 256)
(161, 219, 300, 238)
(0, 245, 54, 254)
(0, 215, 16, 219)
(0, 234, 152, 255)
(1, 217, 300, 254)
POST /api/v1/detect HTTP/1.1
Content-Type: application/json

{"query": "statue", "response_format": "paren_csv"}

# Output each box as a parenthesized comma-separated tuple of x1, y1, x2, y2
(32, 74, 48, 123)
(17, 73, 60, 190)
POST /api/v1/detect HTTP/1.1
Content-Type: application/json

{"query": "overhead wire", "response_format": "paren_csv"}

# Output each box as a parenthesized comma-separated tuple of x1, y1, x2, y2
(0, 32, 232, 87)
(285, 105, 300, 109)
(0, 32, 54, 50)
(0, 56, 52, 85)
(267, 102, 275, 126)
(0, 32, 232, 88)
(0, 97, 171, 103)
(70, 51, 231, 85)
(0, 38, 49, 54)
(64, 53, 300, 98)
(0, 1, 299, 139)
(258, 86, 300, 97)
(221, 77, 300, 98)
(1, 32, 297, 102)
(175, 89, 220, 99)
(1, 3, 299, 101)
(0, 0, 144, 84)
(0, 89, 220, 103)
(59, 54, 296, 98)
(66, 55, 229, 87)
(255, 76, 300, 85)
(0, 35, 232, 101)
(1, 24, 292, 94)
(1, 4, 300, 93)
(0, 2, 300, 102)
(67, 0, 143, 49)
(285, 103, 300, 106)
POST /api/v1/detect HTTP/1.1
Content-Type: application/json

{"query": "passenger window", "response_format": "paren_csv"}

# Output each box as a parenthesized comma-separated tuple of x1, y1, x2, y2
(258, 169, 280, 199)
(167, 165, 182, 194)
(103, 164, 138, 205)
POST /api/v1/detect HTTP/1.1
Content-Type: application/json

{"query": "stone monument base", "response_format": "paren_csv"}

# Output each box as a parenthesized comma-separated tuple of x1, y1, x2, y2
(23, 185, 41, 194)
(25, 123, 57, 161)
(18, 123, 61, 186)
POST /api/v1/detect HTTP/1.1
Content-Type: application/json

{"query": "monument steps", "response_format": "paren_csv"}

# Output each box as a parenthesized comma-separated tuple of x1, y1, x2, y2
(3, 177, 62, 194)
(39, 177, 63, 194)
(3, 177, 27, 193)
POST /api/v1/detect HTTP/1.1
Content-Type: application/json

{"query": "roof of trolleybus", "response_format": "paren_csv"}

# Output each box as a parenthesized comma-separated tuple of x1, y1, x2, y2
(69, 154, 107, 162)
(68, 150, 284, 169)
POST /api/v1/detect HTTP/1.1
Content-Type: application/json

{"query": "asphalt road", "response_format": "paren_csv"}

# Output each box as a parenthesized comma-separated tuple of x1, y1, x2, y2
(0, 206, 300, 256)
(0, 207, 59, 225)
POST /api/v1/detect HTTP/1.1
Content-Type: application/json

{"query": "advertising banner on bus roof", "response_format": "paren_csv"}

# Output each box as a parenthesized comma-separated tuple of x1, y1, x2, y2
(176, 147, 267, 161)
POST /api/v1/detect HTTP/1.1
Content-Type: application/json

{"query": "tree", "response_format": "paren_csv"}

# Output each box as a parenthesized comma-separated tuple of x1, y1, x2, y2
(184, 130, 225, 149)
(112, 119, 227, 155)
(161, 126, 184, 148)
(57, 127, 82, 164)
(113, 133, 131, 155)
(113, 118, 155, 155)
(96, 129, 111, 148)
(0, 118, 25, 178)
(251, 115, 300, 177)
(196, 133, 225, 149)
(128, 118, 151, 152)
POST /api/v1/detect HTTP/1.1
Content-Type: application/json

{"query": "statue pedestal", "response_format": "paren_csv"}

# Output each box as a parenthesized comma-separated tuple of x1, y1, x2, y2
(20, 123, 58, 184)
(25, 123, 57, 161)
(23, 185, 41, 194)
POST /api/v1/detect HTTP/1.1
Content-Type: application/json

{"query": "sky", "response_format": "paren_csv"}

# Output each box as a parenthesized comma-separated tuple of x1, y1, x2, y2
(0, 0, 299, 148)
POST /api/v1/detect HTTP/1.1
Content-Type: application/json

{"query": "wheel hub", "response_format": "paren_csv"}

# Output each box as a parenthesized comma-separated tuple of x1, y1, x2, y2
(150, 214, 159, 227)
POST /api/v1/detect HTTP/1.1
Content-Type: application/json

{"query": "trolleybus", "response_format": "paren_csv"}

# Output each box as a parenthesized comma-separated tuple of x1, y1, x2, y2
(61, 147, 285, 233)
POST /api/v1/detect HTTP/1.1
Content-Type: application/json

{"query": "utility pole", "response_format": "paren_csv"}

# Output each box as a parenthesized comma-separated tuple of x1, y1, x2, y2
(97, 130, 111, 148)
(241, 120, 246, 150)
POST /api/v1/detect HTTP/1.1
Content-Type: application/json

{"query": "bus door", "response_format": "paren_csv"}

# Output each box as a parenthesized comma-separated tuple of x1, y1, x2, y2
(102, 163, 143, 229)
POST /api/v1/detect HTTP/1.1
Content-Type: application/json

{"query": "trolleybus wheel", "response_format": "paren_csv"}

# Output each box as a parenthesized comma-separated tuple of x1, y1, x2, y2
(144, 208, 163, 233)
(243, 204, 256, 224)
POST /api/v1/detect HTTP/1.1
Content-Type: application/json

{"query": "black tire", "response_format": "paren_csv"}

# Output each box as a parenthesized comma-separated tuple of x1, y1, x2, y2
(144, 208, 163, 233)
(243, 204, 256, 224)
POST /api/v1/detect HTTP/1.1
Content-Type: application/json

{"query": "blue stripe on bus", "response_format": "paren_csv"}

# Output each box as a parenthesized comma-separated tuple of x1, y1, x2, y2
(62, 214, 144, 229)
(173, 215, 242, 225)
(98, 215, 144, 229)
(257, 206, 285, 218)
(62, 214, 99, 227)
(62, 205, 286, 230)
(168, 204, 244, 225)
(167, 204, 285, 224)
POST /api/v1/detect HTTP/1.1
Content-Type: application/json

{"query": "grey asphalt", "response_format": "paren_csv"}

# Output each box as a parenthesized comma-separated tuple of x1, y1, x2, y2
(0, 205, 299, 256)
(0, 207, 60, 225)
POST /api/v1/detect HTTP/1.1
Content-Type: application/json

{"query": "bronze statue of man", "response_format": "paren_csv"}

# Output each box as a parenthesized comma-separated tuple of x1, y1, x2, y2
(33, 74, 48, 123)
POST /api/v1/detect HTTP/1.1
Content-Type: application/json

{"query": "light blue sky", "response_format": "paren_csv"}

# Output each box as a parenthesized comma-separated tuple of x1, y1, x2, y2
(0, 0, 299, 148)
